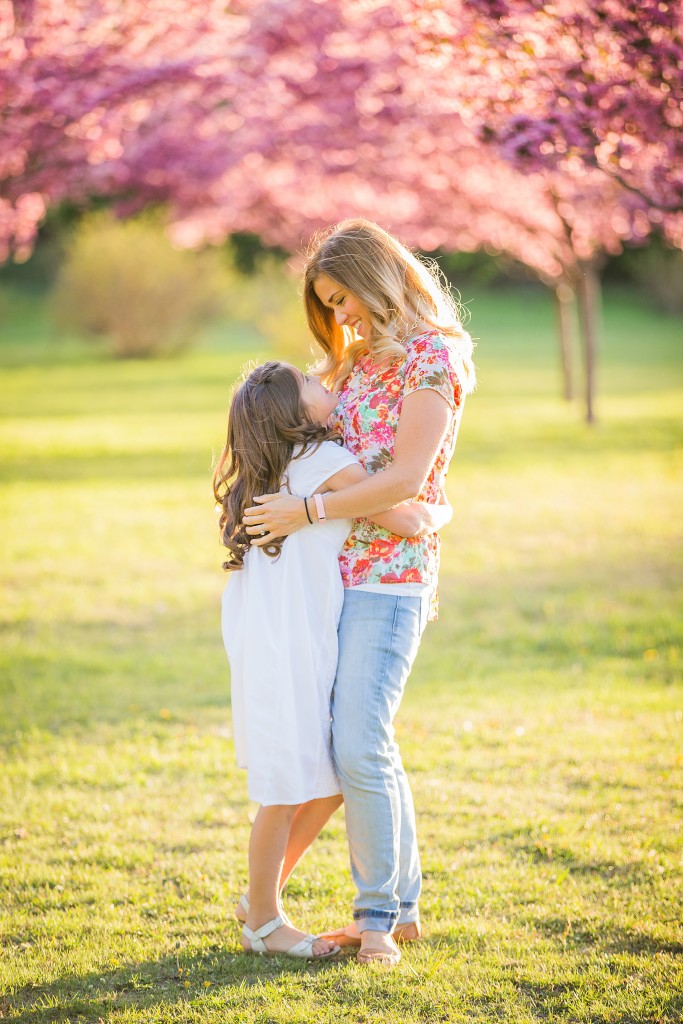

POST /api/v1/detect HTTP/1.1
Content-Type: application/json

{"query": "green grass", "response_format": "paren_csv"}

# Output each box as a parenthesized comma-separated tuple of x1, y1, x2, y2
(1, 282, 682, 1023)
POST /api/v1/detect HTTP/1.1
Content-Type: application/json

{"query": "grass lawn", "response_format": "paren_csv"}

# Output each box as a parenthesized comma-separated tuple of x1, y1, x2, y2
(0, 281, 681, 1023)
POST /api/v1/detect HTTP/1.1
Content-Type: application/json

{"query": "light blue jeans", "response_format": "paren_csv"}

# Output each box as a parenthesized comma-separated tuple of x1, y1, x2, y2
(331, 588, 430, 934)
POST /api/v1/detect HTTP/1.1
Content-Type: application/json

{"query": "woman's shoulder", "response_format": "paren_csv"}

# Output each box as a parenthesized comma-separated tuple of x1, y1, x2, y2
(406, 328, 452, 354)
(404, 329, 459, 367)
(402, 328, 467, 405)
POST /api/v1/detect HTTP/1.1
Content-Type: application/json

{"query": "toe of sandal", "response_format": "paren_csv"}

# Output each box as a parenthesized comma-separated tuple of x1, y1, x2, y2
(356, 945, 401, 967)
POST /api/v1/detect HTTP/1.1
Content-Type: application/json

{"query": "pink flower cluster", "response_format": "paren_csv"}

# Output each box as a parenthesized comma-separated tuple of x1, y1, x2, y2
(1, 0, 681, 269)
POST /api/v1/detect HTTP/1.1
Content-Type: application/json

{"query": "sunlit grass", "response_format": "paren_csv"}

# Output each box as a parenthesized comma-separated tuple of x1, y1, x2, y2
(0, 283, 681, 1022)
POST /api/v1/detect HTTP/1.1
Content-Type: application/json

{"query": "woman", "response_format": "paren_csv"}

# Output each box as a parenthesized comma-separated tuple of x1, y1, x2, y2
(244, 219, 476, 965)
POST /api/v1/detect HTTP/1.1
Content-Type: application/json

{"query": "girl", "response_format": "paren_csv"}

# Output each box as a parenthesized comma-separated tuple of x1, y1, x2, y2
(214, 360, 450, 959)
(242, 220, 476, 966)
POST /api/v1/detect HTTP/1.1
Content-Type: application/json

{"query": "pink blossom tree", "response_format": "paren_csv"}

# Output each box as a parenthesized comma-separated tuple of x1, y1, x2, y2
(0, 0, 238, 261)
(162, 0, 661, 419)
(461, 0, 683, 418)
(465, 0, 683, 216)
(3, 0, 680, 417)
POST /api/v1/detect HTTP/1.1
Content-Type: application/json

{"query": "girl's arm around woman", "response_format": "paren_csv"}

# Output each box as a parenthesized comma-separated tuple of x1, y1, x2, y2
(244, 388, 452, 542)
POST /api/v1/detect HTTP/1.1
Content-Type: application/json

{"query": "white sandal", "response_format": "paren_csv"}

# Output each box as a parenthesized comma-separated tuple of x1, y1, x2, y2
(235, 894, 250, 923)
(242, 914, 338, 960)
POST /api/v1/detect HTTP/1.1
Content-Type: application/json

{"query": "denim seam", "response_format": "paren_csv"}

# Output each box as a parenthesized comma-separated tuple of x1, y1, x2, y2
(366, 595, 402, 917)
(352, 909, 397, 919)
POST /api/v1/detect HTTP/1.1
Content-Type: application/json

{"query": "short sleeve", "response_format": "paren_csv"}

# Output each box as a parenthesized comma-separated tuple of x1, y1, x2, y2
(403, 333, 463, 410)
(289, 441, 358, 496)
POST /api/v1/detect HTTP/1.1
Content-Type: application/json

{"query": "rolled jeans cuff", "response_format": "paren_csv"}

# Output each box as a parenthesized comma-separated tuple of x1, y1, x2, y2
(397, 900, 420, 926)
(353, 909, 398, 934)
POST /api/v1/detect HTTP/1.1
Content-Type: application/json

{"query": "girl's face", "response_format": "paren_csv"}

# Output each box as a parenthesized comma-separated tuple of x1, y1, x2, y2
(298, 371, 338, 425)
(313, 273, 372, 340)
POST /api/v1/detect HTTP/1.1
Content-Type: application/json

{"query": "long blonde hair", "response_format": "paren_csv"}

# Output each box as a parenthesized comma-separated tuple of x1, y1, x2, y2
(303, 219, 476, 392)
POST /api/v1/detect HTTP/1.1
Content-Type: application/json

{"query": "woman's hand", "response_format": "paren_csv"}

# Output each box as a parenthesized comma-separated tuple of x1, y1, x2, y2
(243, 493, 307, 545)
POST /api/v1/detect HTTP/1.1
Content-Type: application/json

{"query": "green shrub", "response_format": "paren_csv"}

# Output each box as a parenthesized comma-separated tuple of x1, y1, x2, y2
(52, 211, 228, 357)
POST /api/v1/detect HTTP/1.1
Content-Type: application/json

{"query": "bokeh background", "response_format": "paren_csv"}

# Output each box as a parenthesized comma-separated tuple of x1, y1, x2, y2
(1, 2, 682, 1022)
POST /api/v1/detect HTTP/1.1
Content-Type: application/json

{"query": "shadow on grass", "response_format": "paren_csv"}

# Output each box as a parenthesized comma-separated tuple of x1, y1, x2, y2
(4, 944, 351, 1024)
(445, 828, 655, 878)
(6, 929, 683, 1024)
(535, 917, 683, 956)
(512, 979, 682, 1024)
(599, 930, 683, 957)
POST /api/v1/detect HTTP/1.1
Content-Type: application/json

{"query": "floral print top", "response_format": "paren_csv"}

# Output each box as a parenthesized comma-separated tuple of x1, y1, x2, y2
(330, 329, 465, 620)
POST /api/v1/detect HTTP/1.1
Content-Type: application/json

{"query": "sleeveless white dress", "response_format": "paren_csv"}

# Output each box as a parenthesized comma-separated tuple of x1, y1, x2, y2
(221, 441, 357, 806)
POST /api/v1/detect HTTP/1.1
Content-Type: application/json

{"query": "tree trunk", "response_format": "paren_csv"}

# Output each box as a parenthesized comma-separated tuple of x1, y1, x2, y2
(576, 265, 601, 424)
(554, 282, 576, 402)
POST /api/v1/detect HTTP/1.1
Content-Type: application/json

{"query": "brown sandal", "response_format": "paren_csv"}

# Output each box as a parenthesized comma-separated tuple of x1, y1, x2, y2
(356, 940, 401, 967)
(395, 921, 422, 943)
(322, 920, 422, 948)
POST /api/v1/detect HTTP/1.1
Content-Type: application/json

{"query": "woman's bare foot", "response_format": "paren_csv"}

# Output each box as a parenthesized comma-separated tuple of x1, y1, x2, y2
(357, 929, 401, 966)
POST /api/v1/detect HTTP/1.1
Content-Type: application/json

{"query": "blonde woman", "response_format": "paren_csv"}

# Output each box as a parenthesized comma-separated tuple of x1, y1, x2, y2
(244, 220, 476, 966)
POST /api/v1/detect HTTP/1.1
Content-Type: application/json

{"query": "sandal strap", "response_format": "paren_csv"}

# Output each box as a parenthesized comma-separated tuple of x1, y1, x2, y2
(285, 933, 318, 958)
(242, 914, 285, 953)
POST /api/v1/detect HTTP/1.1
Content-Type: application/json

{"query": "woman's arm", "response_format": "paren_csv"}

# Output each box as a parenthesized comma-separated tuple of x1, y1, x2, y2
(315, 463, 451, 539)
(244, 389, 452, 543)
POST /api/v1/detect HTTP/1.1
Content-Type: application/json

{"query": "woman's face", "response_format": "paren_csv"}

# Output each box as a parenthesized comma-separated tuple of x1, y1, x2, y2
(313, 273, 372, 340)
(298, 370, 338, 425)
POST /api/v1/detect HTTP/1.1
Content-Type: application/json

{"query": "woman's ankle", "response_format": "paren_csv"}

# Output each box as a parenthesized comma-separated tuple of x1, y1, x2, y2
(245, 903, 281, 928)
(359, 929, 397, 948)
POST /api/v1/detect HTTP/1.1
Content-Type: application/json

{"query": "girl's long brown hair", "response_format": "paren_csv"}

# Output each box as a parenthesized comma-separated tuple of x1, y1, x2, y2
(213, 361, 337, 571)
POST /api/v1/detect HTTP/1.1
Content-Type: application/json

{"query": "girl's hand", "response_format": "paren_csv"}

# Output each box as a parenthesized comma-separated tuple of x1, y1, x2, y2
(410, 495, 453, 535)
(243, 493, 307, 545)
(373, 495, 452, 538)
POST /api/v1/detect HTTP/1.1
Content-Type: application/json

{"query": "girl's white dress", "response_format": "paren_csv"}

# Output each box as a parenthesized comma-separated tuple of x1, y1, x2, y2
(221, 441, 357, 806)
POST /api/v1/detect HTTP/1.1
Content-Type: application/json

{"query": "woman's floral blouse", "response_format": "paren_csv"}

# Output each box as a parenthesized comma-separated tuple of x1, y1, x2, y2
(331, 329, 465, 620)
